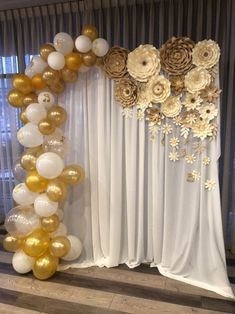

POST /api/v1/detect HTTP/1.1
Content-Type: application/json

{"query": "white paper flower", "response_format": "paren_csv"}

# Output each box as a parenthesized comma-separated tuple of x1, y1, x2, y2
(169, 151, 179, 162)
(202, 156, 210, 165)
(192, 170, 201, 181)
(136, 83, 152, 111)
(147, 75, 171, 103)
(199, 103, 218, 121)
(173, 115, 182, 125)
(183, 92, 203, 111)
(170, 137, 179, 148)
(184, 67, 211, 93)
(192, 40, 220, 69)
(161, 96, 182, 118)
(192, 120, 213, 140)
(122, 107, 133, 119)
(162, 123, 173, 134)
(185, 154, 196, 164)
(205, 179, 216, 191)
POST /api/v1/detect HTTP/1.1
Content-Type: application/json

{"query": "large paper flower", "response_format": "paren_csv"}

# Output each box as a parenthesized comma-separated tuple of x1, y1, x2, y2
(146, 107, 163, 125)
(127, 45, 161, 82)
(192, 120, 213, 140)
(184, 67, 211, 93)
(169, 75, 185, 95)
(114, 78, 137, 108)
(161, 96, 182, 118)
(192, 40, 220, 69)
(160, 37, 195, 75)
(147, 75, 171, 103)
(183, 92, 203, 111)
(102, 46, 129, 79)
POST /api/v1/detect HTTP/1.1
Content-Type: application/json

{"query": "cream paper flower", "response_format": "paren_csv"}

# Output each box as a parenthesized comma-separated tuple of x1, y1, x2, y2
(192, 40, 220, 69)
(146, 107, 164, 125)
(192, 170, 201, 181)
(162, 123, 173, 134)
(205, 179, 216, 191)
(161, 96, 182, 118)
(169, 151, 179, 162)
(170, 137, 179, 148)
(202, 156, 210, 165)
(127, 45, 161, 82)
(183, 111, 199, 126)
(200, 85, 221, 103)
(184, 67, 211, 93)
(199, 103, 218, 121)
(136, 83, 152, 110)
(183, 92, 203, 111)
(192, 120, 213, 140)
(185, 154, 196, 164)
(147, 75, 171, 103)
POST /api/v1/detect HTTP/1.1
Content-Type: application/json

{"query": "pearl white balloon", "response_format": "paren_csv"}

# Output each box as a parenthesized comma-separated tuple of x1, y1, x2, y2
(56, 208, 64, 221)
(34, 193, 58, 217)
(53, 32, 74, 55)
(75, 35, 92, 53)
(25, 56, 48, 78)
(38, 91, 55, 110)
(12, 183, 39, 206)
(62, 235, 82, 261)
(92, 38, 109, 57)
(26, 103, 47, 124)
(12, 250, 35, 274)
(17, 123, 43, 147)
(50, 222, 67, 238)
(36, 152, 64, 179)
(48, 51, 65, 70)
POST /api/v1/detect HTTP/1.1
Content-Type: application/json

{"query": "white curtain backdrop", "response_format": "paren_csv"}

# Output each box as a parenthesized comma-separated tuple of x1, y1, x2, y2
(58, 67, 234, 299)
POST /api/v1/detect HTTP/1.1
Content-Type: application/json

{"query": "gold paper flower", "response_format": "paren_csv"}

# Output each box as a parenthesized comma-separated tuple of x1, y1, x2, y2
(136, 83, 152, 110)
(114, 78, 137, 108)
(199, 103, 218, 121)
(102, 46, 129, 79)
(147, 75, 171, 103)
(161, 96, 182, 118)
(205, 179, 216, 191)
(127, 45, 161, 82)
(208, 65, 218, 82)
(192, 170, 201, 181)
(184, 67, 211, 93)
(160, 37, 195, 75)
(146, 107, 163, 125)
(162, 123, 173, 134)
(182, 110, 199, 126)
(169, 151, 179, 162)
(200, 85, 221, 103)
(192, 120, 213, 140)
(169, 75, 185, 95)
(203, 156, 210, 165)
(183, 92, 203, 111)
(185, 154, 196, 164)
(192, 40, 220, 69)
(170, 137, 179, 148)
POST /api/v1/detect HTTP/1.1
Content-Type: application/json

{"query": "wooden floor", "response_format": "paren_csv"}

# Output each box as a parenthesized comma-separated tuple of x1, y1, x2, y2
(0, 226, 235, 314)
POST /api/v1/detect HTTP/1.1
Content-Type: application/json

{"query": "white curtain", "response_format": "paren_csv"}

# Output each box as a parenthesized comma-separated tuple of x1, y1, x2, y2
(58, 67, 234, 299)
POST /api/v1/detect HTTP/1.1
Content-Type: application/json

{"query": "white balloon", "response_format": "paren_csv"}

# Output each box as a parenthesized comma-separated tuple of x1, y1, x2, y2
(56, 208, 64, 221)
(54, 32, 74, 55)
(34, 193, 58, 217)
(12, 183, 39, 206)
(62, 235, 82, 261)
(92, 38, 109, 57)
(25, 66, 37, 79)
(50, 222, 67, 238)
(17, 123, 43, 147)
(38, 91, 55, 109)
(36, 152, 64, 179)
(26, 103, 47, 124)
(25, 56, 48, 78)
(12, 250, 35, 274)
(79, 65, 91, 73)
(75, 35, 92, 53)
(48, 51, 65, 70)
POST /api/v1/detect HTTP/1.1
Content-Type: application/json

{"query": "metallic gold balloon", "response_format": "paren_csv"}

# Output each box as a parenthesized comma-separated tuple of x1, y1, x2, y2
(20, 107, 29, 124)
(20, 147, 43, 171)
(59, 165, 85, 185)
(22, 229, 50, 257)
(23, 92, 38, 106)
(47, 106, 67, 126)
(25, 170, 49, 193)
(82, 51, 97, 67)
(13, 74, 32, 94)
(46, 179, 67, 202)
(61, 67, 78, 83)
(38, 118, 56, 135)
(42, 67, 61, 85)
(82, 25, 98, 41)
(40, 43, 56, 61)
(31, 74, 47, 90)
(48, 80, 65, 94)
(8, 89, 24, 108)
(65, 52, 82, 71)
(3, 234, 22, 252)
(49, 236, 71, 258)
(41, 214, 60, 233)
(33, 251, 59, 280)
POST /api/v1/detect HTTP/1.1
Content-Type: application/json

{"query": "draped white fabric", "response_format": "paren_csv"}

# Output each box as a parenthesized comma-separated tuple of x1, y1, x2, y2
(58, 67, 234, 298)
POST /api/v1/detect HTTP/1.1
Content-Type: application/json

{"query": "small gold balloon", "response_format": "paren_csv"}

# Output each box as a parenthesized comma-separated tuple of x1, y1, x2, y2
(47, 106, 67, 126)
(22, 229, 50, 257)
(31, 74, 47, 90)
(46, 179, 67, 202)
(23, 92, 38, 106)
(20, 107, 29, 124)
(20, 147, 43, 171)
(49, 236, 71, 258)
(38, 118, 56, 135)
(13, 74, 32, 94)
(65, 52, 82, 71)
(41, 214, 60, 233)
(25, 170, 49, 193)
(33, 252, 59, 280)
(82, 25, 98, 41)
(48, 80, 65, 94)
(59, 165, 85, 185)
(61, 67, 78, 83)
(82, 51, 97, 67)
(42, 67, 61, 85)
(3, 234, 22, 252)
(40, 43, 56, 61)
(8, 89, 24, 108)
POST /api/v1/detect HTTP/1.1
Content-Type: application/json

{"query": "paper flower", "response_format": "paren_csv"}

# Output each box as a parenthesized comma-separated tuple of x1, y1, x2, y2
(203, 156, 211, 165)
(192, 120, 213, 140)
(169, 150, 179, 162)
(182, 111, 199, 126)
(127, 45, 161, 82)
(169, 75, 185, 95)
(162, 123, 173, 134)
(183, 92, 203, 111)
(199, 103, 218, 121)
(170, 137, 179, 148)
(147, 75, 171, 103)
(146, 107, 163, 125)
(192, 170, 201, 181)
(114, 78, 137, 108)
(136, 83, 152, 110)
(200, 85, 221, 103)
(160, 37, 195, 75)
(102, 46, 129, 79)
(185, 154, 196, 164)
(173, 115, 183, 125)
(205, 179, 216, 191)
(192, 40, 220, 69)
(161, 96, 182, 118)
(184, 67, 211, 93)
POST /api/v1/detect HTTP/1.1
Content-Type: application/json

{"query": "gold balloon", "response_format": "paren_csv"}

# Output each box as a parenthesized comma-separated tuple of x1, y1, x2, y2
(82, 51, 97, 67)
(8, 89, 24, 108)
(33, 251, 59, 280)
(59, 165, 85, 185)
(3, 234, 22, 252)
(40, 43, 56, 61)
(23, 92, 38, 106)
(25, 170, 49, 193)
(65, 52, 82, 71)
(47, 106, 67, 126)
(42, 67, 61, 85)
(20, 107, 29, 124)
(13, 74, 32, 94)
(61, 67, 78, 83)
(48, 80, 65, 94)
(49, 236, 71, 258)
(22, 229, 50, 257)
(31, 74, 47, 90)
(20, 147, 43, 171)
(46, 179, 67, 202)
(41, 214, 60, 233)
(38, 118, 56, 135)
(82, 25, 98, 41)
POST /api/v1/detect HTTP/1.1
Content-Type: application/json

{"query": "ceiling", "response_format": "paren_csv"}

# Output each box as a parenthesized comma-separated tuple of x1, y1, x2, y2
(0, 0, 82, 10)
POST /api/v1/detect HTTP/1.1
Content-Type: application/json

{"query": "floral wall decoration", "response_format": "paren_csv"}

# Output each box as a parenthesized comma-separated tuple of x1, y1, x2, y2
(4, 24, 221, 280)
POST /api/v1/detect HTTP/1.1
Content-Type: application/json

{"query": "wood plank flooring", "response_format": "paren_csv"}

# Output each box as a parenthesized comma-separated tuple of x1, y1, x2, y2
(0, 225, 234, 314)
